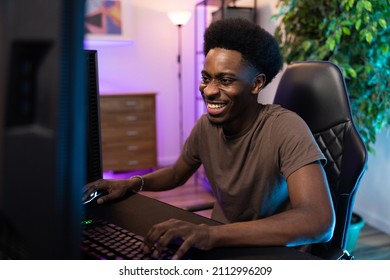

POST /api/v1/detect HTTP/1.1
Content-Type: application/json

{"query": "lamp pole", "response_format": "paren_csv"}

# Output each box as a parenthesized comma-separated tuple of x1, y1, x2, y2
(177, 24, 184, 148)
(167, 11, 191, 150)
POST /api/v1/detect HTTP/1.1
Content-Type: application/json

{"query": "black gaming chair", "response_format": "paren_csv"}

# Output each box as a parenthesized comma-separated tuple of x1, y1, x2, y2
(273, 61, 368, 259)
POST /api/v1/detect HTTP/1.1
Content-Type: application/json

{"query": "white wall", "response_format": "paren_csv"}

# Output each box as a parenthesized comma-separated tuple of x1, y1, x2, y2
(354, 130, 390, 234)
(256, 0, 283, 104)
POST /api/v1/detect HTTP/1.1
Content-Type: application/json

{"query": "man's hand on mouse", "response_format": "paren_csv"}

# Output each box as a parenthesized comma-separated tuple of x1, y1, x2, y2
(83, 179, 130, 204)
(141, 218, 214, 260)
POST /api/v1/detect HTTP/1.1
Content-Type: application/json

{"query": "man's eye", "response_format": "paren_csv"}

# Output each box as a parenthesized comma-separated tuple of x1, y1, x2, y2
(201, 76, 211, 83)
(219, 78, 234, 85)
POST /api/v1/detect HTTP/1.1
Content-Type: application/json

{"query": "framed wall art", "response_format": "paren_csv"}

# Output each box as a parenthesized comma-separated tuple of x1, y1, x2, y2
(85, 0, 133, 42)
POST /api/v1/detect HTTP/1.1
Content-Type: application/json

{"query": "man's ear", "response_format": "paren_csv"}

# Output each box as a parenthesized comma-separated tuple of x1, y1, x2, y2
(251, 73, 266, 94)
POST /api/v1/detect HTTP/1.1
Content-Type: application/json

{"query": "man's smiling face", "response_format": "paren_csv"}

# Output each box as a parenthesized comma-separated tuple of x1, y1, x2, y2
(199, 48, 263, 133)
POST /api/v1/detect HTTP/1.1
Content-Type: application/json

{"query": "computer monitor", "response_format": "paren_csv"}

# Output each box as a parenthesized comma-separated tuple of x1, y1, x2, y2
(85, 50, 103, 184)
(0, 0, 100, 259)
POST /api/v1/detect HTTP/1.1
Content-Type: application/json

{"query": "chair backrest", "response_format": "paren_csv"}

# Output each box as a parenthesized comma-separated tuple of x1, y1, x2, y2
(273, 61, 368, 254)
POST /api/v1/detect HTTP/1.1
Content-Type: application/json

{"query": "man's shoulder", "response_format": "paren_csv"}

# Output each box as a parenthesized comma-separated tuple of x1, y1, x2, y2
(258, 104, 310, 135)
(259, 104, 299, 122)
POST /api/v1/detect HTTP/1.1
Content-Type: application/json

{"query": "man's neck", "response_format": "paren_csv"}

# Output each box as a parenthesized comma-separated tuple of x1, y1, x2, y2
(222, 103, 262, 138)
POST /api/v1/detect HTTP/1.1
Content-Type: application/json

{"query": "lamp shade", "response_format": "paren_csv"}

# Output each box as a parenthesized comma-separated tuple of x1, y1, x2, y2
(167, 11, 191, 26)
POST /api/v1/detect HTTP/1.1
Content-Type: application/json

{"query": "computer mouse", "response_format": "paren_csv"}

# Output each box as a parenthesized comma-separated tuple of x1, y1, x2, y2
(83, 189, 108, 205)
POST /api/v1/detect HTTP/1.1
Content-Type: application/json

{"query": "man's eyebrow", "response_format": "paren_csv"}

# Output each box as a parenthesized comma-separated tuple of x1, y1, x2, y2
(201, 70, 237, 77)
(216, 72, 237, 78)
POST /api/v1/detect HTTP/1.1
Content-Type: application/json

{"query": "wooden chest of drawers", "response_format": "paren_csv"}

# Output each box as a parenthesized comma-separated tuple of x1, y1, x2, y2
(100, 93, 157, 172)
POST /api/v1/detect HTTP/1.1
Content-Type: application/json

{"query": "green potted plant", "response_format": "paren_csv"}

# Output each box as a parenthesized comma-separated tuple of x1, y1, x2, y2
(273, 0, 390, 154)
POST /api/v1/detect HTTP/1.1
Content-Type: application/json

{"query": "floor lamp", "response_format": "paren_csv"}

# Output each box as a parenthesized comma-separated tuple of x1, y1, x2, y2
(168, 11, 191, 148)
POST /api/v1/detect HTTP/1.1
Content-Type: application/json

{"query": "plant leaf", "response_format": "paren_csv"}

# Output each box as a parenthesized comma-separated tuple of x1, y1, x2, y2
(379, 18, 387, 29)
(363, 0, 373, 11)
(365, 31, 373, 43)
(355, 19, 362, 30)
(326, 37, 336, 51)
(348, 68, 357, 78)
(343, 27, 351, 35)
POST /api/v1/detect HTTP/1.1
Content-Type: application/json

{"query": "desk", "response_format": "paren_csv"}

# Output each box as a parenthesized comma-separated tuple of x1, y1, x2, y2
(86, 193, 320, 260)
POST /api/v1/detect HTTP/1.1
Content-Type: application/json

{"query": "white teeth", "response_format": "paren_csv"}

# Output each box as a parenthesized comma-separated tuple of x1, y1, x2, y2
(207, 103, 226, 109)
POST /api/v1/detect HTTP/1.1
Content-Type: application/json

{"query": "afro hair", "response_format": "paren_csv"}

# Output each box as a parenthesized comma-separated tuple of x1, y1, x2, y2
(204, 18, 283, 87)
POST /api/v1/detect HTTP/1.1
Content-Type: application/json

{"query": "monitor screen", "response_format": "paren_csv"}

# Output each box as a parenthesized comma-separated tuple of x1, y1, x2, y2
(0, 0, 100, 259)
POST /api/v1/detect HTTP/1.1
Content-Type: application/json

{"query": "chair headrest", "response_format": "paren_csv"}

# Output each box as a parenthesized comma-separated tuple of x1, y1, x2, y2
(274, 61, 353, 132)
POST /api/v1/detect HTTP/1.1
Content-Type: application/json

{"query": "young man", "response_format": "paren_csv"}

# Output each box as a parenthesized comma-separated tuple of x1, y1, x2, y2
(84, 18, 335, 259)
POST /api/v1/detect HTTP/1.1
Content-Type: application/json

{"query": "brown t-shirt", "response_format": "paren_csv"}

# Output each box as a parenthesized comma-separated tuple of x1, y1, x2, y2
(181, 104, 326, 223)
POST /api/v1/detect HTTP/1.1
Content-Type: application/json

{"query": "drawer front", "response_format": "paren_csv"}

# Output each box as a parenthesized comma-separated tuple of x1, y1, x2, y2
(102, 140, 156, 156)
(102, 156, 156, 171)
(99, 93, 157, 172)
(102, 142, 156, 171)
(100, 95, 155, 113)
(101, 126, 156, 142)
(100, 111, 155, 128)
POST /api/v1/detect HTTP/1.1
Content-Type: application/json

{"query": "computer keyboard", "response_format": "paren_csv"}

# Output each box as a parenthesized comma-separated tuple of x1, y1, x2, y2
(81, 218, 178, 260)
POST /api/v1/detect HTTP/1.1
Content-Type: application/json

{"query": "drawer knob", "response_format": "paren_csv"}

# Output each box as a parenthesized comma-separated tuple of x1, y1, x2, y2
(127, 145, 139, 151)
(126, 115, 138, 121)
(127, 160, 139, 166)
(126, 130, 139, 136)
(126, 101, 138, 106)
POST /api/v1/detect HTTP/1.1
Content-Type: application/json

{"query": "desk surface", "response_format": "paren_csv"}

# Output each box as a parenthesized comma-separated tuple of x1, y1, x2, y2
(86, 193, 320, 260)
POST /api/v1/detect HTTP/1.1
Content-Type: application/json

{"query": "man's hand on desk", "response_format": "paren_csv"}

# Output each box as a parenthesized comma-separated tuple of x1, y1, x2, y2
(141, 218, 214, 260)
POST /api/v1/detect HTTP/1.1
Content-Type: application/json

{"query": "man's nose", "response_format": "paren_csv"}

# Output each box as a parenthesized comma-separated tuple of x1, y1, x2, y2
(202, 80, 220, 96)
